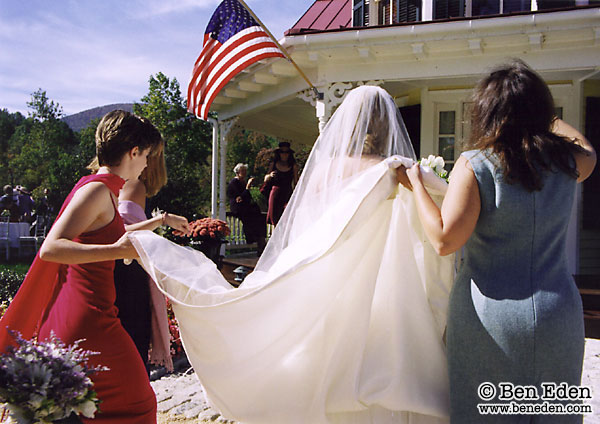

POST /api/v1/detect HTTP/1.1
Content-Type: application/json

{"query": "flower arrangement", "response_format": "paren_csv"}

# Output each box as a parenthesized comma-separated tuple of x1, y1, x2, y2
(0, 331, 106, 423)
(174, 218, 230, 243)
(419, 155, 449, 182)
(165, 299, 183, 358)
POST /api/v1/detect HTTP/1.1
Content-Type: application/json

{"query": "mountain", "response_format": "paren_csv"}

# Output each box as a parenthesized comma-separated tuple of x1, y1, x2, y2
(61, 103, 134, 132)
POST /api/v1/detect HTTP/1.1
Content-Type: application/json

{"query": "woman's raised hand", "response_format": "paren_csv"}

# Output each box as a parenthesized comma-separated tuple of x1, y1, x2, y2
(406, 163, 424, 188)
(165, 213, 191, 236)
(396, 165, 413, 191)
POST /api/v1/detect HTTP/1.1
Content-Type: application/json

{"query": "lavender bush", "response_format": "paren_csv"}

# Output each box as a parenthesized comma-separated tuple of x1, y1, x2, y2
(0, 331, 106, 423)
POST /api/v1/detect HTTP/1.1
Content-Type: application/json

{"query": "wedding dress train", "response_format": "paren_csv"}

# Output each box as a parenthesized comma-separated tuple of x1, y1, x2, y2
(130, 157, 454, 424)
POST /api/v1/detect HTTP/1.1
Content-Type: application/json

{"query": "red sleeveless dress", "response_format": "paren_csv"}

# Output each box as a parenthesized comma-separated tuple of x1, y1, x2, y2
(0, 174, 156, 423)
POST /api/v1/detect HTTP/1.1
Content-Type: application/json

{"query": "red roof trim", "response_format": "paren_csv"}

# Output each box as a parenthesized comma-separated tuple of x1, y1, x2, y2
(285, 4, 599, 37)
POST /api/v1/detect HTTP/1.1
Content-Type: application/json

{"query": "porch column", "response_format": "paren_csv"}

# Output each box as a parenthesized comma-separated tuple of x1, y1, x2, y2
(218, 118, 238, 221)
(316, 99, 332, 133)
(208, 118, 219, 218)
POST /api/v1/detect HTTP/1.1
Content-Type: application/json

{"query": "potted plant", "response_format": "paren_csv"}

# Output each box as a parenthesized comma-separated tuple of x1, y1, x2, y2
(173, 218, 230, 267)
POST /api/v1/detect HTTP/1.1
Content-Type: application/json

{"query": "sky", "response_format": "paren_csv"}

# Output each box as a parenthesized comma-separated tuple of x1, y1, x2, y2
(0, 0, 313, 116)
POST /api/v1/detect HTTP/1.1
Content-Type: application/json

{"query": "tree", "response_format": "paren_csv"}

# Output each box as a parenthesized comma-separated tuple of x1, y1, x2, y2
(0, 109, 25, 185)
(226, 129, 278, 183)
(134, 73, 213, 217)
(1, 91, 82, 213)
(26, 89, 64, 121)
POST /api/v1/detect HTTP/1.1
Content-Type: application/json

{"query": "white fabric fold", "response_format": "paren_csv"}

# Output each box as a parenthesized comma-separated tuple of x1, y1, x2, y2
(129, 159, 454, 424)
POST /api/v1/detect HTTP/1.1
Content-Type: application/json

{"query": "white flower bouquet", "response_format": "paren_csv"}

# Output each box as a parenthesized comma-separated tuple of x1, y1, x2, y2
(419, 155, 449, 182)
(0, 331, 106, 424)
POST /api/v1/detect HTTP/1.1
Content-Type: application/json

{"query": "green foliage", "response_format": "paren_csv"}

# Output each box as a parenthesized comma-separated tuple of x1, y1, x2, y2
(134, 72, 213, 217)
(26, 89, 64, 121)
(226, 129, 278, 185)
(0, 110, 25, 186)
(0, 270, 26, 303)
(0, 91, 82, 212)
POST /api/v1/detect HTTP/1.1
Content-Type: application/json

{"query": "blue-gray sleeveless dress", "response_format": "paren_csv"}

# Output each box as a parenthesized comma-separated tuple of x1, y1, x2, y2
(447, 150, 585, 423)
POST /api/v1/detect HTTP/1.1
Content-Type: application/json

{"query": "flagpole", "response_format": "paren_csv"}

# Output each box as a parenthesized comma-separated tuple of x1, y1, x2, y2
(237, 0, 323, 99)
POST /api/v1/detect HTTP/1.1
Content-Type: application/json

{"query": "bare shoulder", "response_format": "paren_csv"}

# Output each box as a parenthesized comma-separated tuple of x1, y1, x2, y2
(446, 155, 480, 206)
(120, 178, 147, 204)
(70, 181, 112, 205)
(573, 147, 597, 182)
(46, 181, 114, 240)
(451, 155, 475, 179)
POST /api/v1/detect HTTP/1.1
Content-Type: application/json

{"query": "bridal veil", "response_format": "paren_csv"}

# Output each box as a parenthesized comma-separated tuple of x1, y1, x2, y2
(130, 85, 454, 424)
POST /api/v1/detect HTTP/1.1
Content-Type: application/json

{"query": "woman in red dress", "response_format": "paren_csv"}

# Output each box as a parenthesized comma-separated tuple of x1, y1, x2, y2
(262, 142, 299, 226)
(0, 110, 189, 423)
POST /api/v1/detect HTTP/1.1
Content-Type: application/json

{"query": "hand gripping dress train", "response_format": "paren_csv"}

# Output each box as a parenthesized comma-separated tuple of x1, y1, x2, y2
(0, 174, 157, 424)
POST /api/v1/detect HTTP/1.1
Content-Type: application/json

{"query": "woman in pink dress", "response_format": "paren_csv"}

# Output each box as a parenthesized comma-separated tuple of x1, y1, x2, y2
(112, 144, 187, 373)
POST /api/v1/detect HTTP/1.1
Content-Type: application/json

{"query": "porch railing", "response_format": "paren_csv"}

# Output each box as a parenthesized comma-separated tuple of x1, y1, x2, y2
(225, 212, 273, 249)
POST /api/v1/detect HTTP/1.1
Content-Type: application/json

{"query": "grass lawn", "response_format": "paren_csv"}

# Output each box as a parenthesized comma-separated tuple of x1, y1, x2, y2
(0, 262, 32, 274)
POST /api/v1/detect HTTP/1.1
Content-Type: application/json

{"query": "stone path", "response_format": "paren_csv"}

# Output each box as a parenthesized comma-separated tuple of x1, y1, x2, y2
(152, 338, 600, 423)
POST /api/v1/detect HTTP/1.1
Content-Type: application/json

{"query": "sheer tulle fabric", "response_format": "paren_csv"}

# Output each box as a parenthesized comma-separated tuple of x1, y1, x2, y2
(129, 86, 454, 423)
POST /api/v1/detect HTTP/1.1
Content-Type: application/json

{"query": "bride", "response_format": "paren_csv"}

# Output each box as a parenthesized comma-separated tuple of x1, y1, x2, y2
(129, 85, 454, 424)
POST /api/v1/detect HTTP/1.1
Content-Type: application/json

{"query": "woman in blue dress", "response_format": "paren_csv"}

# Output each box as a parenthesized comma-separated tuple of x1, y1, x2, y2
(402, 60, 596, 422)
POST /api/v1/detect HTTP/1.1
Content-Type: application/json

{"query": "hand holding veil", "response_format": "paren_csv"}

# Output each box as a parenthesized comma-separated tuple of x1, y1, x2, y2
(129, 86, 453, 424)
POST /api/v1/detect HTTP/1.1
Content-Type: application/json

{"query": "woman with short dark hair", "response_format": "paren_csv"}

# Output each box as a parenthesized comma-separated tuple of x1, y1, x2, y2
(404, 60, 596, 422)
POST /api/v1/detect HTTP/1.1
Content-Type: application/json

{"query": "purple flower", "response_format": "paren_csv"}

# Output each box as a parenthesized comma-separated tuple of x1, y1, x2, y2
(0, 331, 107, 422)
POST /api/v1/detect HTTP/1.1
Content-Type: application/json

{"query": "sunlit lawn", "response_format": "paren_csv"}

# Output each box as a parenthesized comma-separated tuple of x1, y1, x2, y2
(0, 262, 32, 274)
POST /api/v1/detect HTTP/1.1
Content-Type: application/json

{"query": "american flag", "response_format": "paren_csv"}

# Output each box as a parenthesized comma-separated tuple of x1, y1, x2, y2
(187, 0, 285, 120)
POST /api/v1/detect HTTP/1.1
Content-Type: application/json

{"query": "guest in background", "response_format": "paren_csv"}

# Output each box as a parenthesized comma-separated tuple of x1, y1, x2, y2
(35, 188, 52, 228)
(16, 186, 35, 223)
(0, 185, 20, 222)
(227, 163, 266, 256)
(261, 142, 299, 226)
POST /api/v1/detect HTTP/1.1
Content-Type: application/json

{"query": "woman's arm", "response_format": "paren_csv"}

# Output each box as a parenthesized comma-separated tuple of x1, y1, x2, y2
(125, 212, 190, 234)
(553, 118, 596, 182)
(407, 155, 481, 256)
(293, 163, 299, 186)
(119, 178, 190, 235)
(39, 183, 137, 264)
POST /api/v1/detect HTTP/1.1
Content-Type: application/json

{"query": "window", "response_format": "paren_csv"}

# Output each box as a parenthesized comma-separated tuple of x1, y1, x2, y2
(434, 0, 531, 19)
(537, 0, 576, 9)
(379, 0, 391, 24)
(394, 0, 422, 23)
(438, 109, 457, 171)
(434, 0, 465, 19)
(471, 0, 531, 15)
(353, 0, 370, 26)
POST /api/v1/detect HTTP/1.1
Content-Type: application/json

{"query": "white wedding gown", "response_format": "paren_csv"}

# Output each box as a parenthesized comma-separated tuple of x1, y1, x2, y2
(130, 158, 454, 424)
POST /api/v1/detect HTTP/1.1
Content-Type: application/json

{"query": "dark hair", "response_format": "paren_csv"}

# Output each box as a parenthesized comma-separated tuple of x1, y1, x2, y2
(271, 146, 296, 169)
(363, 92, 390, 157)
(93, 110, 163, 167)
(466, 59, 585, 191)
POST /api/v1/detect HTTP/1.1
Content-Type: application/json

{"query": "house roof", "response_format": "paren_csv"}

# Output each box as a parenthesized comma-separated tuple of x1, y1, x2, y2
(285, 0, 351, 35)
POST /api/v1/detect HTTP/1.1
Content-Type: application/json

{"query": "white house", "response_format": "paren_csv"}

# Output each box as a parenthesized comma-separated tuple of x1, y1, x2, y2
(209, 0, 600, 277)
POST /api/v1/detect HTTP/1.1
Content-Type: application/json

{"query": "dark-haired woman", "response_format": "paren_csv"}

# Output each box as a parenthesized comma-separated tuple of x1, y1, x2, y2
(262, 142, 299, 226)
(403, 60, 596, 422)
